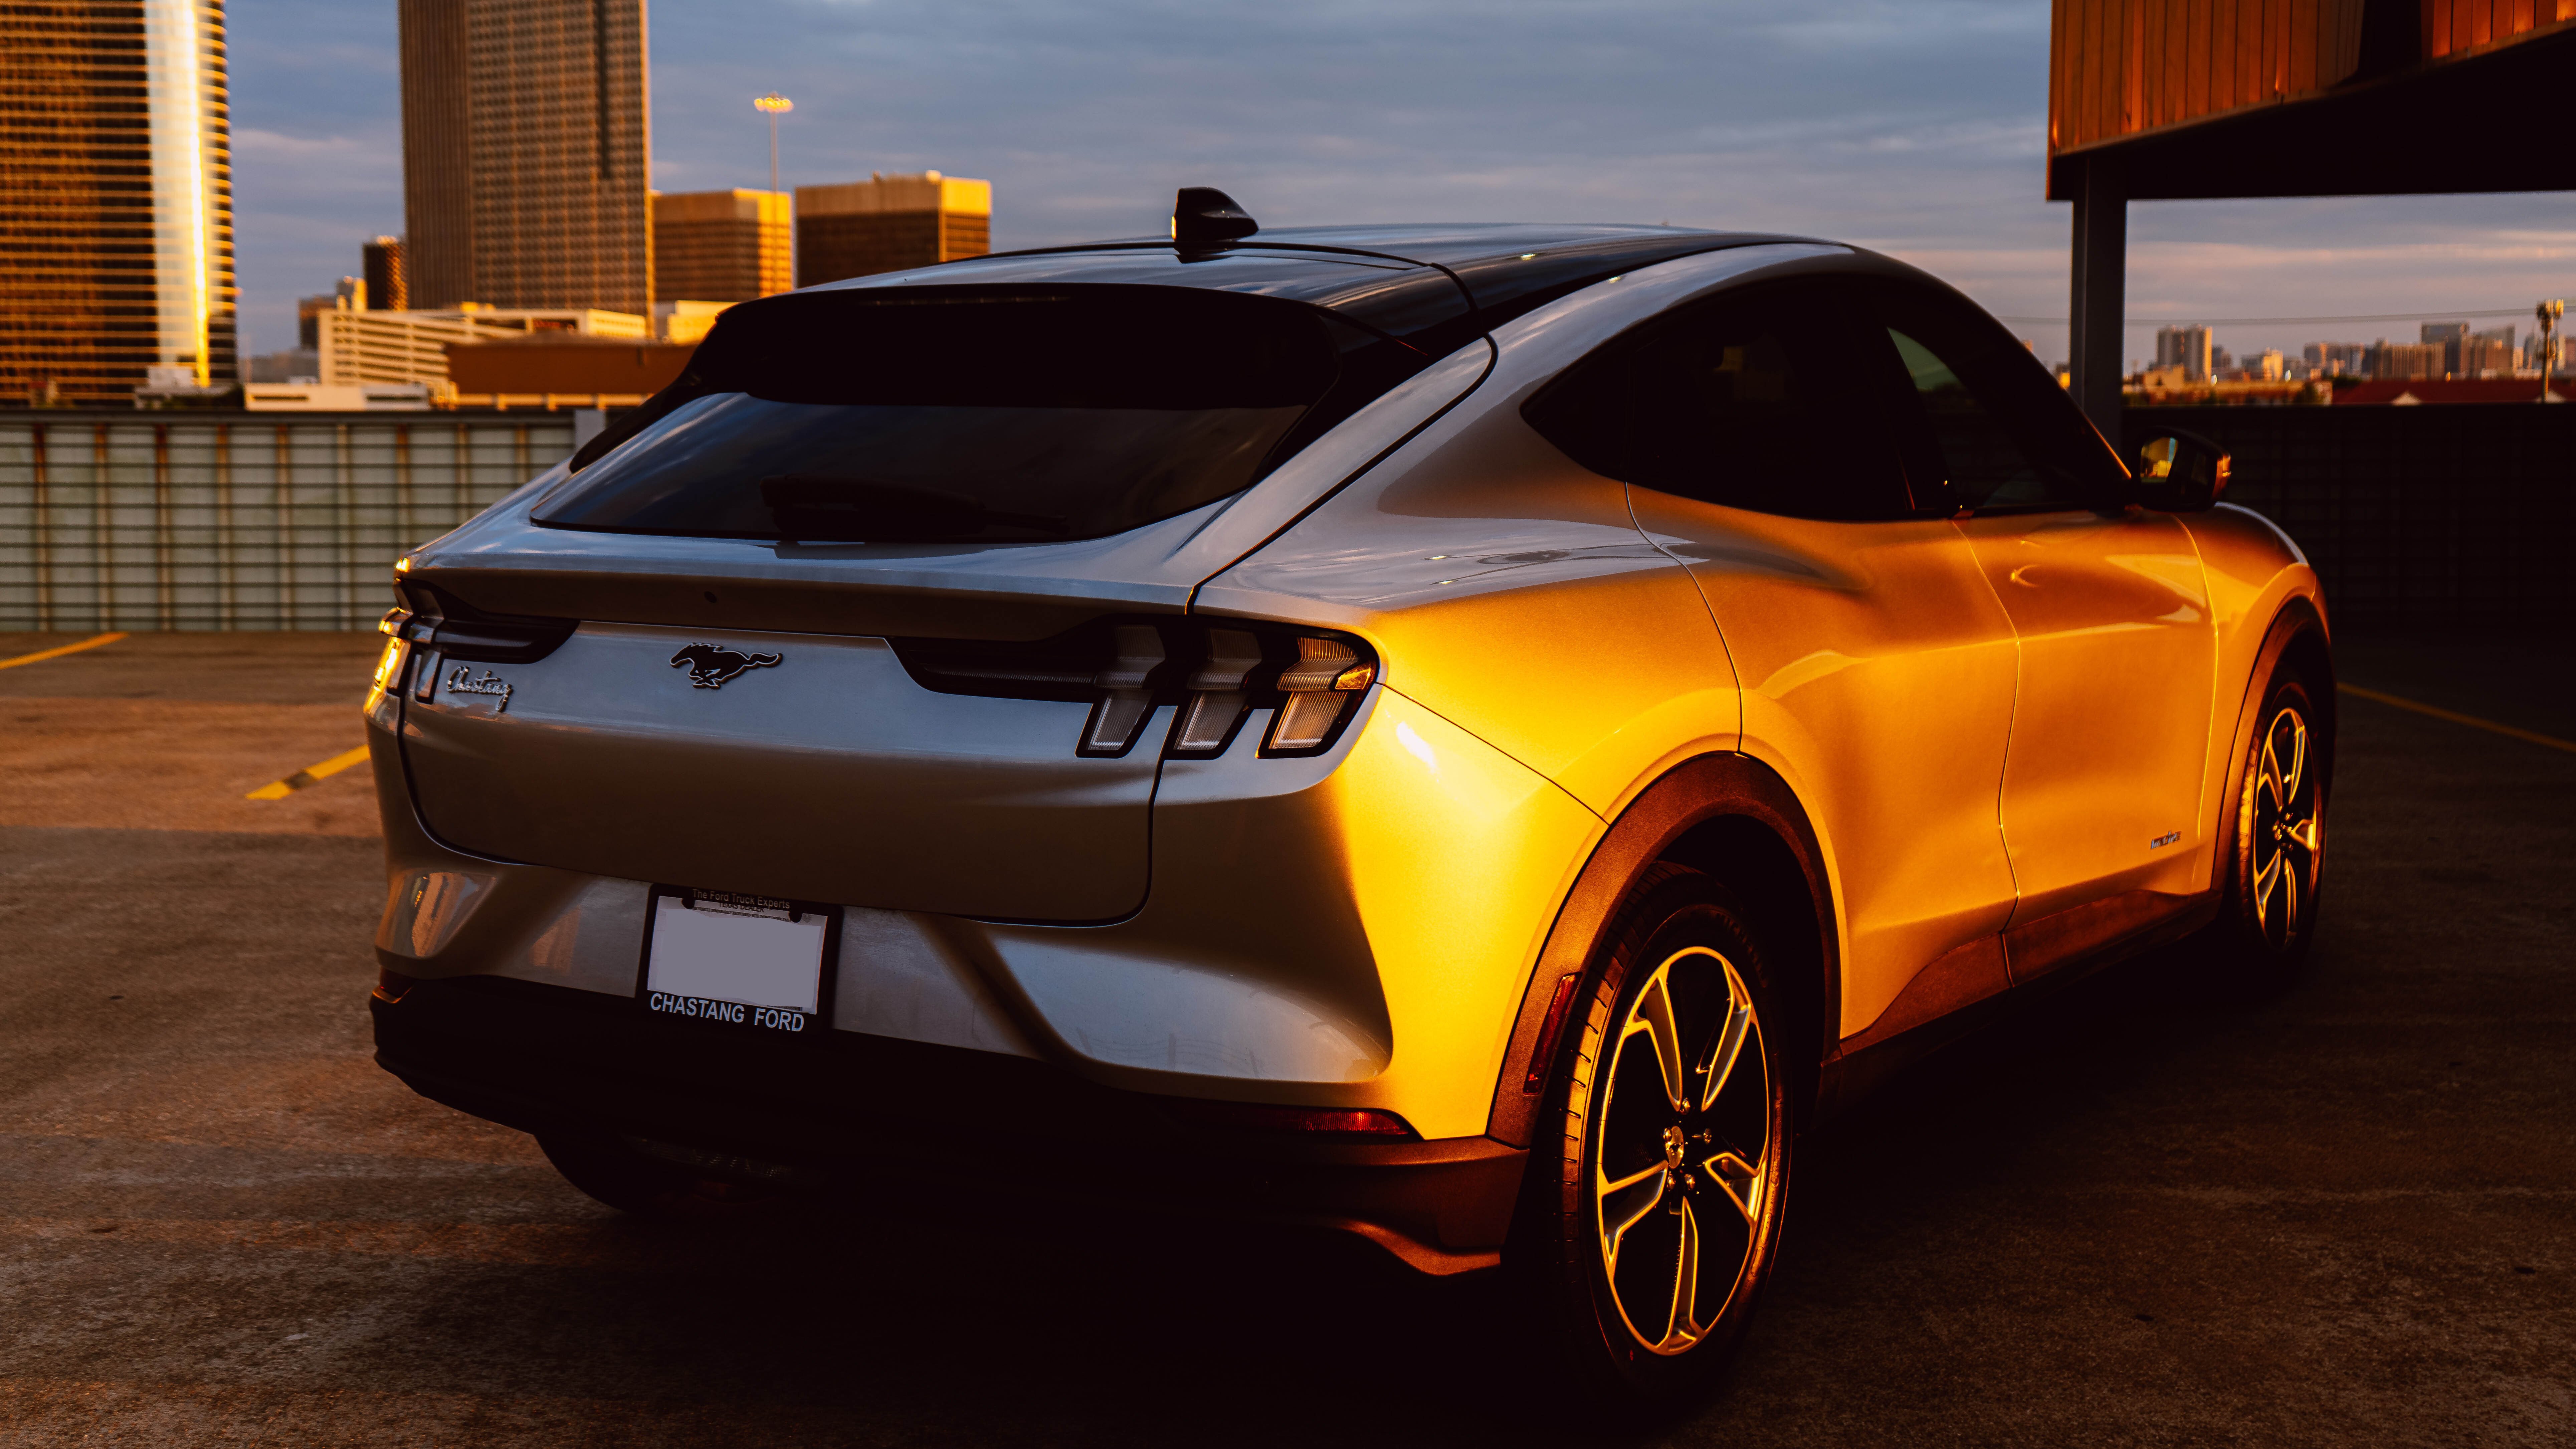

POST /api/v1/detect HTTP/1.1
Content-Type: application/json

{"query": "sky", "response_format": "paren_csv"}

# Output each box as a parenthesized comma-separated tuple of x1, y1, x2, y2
(228, 0, 2575, 362)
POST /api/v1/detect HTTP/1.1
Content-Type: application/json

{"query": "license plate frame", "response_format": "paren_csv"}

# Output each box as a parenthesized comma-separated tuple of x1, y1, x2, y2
(635, 884, 842, 1039)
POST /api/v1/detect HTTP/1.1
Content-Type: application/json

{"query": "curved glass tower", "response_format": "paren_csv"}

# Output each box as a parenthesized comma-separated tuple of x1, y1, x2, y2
(0, 0, 236, 405)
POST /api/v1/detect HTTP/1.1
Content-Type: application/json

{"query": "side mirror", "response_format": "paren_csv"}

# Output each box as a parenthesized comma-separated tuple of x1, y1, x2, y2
(2133, 430, 2230, 511)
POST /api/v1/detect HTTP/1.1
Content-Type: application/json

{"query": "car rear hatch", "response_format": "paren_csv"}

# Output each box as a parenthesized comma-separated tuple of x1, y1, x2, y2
(390, 271, 1477, 921)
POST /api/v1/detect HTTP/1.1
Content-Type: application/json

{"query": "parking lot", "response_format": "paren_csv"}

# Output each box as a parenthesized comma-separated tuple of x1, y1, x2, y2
(1, 628, 2568, 1447)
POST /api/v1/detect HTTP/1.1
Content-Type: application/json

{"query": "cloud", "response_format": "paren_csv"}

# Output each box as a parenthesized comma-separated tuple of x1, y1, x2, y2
(221, 0, 2572, 361)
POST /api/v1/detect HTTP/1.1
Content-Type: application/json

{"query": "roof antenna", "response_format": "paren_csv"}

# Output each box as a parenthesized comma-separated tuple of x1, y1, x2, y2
(1172, 187, 1257, 248)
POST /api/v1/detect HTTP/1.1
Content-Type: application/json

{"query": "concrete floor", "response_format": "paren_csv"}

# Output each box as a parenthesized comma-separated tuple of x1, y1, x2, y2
(0, 630, 2567, 1446)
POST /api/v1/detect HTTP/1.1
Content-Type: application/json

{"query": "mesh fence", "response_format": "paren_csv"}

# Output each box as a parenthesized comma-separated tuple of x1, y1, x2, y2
(2122, 403, 2576, 631)
(0, 413, 574, 631)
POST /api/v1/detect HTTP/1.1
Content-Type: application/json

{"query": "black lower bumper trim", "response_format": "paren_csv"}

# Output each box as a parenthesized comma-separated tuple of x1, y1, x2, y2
(372, 972, 1525, 1274)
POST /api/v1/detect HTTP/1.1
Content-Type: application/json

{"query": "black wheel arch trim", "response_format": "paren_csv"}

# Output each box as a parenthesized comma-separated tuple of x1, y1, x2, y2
(1484, 752, 1838, 1148)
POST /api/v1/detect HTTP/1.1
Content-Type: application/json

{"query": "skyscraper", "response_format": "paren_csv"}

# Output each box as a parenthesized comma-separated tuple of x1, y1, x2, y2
(2153, 325, 2213, 381)
(2420, 321, 2468, 376)
(0, 0, 236, 404)
(363, 236, 408, 311)
(796, 172, 991, 288)
(399, 0, 653, 316)
(651, 190, 790, 303)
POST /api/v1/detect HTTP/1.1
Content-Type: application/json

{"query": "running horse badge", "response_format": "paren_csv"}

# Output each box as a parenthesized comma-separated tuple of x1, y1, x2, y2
(670, 644, 783, 689)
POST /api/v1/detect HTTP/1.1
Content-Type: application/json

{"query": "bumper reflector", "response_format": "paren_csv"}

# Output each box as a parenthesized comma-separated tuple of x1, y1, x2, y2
(1163, 1098, 1419, 1139)
(373, 967, 419, 1004)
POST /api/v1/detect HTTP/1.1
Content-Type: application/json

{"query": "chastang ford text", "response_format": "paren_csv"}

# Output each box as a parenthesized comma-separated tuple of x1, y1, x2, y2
(647, 993, 807, 1031)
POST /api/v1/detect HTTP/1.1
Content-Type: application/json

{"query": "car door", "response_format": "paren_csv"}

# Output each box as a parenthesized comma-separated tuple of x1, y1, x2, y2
(1528, 276, 2023, 1043)
(1860, 279, 2218, 969)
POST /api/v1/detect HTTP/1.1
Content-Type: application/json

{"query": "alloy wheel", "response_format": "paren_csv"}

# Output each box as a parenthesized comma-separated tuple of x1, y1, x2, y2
(1591, 945, 1771, 1356)
(2250, 701, 2321, 949)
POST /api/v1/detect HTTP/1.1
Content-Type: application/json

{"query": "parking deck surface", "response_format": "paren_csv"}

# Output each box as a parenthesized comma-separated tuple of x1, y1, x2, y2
(0, 630, 2568, 1447)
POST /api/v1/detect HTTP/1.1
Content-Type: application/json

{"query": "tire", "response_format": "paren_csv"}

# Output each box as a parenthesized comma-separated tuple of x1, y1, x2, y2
(2208, 666, 2330, 989)
(1512, 864, 1796, 1414)
(537, 1133, 772, 1218)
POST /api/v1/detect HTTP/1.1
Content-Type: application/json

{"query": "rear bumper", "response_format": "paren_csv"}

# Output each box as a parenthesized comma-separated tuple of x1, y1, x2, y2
(371, 973, 1526, 1275)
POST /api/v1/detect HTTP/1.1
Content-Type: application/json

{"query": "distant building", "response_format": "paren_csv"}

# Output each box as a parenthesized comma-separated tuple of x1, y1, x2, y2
(2256, 349, 2285, 380)
(2154, 325, 2213, 381)
(2306, 341, 2367, 377)
(796, 172, 991, 287)
(0, 0, 237, 405)
(2420, 321, 2468, 375)
(316, 306, 648, 387)
(651, 190, 791, 303)
(364, 236, 409, 311)
(399, 0, 653, 315)
(2373, 341, 2446, 380)
(245, 349, 320, 384)
(2457, 336, 2515, 377)
(652, 300, 734, 345)
(444, 333, 694, 400)
(298, 279, 366, 348)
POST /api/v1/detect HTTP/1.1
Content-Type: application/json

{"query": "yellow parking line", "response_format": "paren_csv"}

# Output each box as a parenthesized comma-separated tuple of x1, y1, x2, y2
(246, 745, 373, 801)
(2339, 683, 2576, 756)
(0, 631, 127, 671)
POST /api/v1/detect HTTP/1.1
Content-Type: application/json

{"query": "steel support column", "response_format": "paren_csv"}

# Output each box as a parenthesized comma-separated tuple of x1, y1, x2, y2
(2068, 158, 2127, 441)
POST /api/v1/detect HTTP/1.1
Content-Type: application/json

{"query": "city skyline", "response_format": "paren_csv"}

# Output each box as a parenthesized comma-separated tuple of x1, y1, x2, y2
(226, 0, 2574, 361)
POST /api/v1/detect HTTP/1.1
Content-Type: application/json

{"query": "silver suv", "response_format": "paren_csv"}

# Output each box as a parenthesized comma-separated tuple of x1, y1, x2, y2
(365, 192, 2330, 1406)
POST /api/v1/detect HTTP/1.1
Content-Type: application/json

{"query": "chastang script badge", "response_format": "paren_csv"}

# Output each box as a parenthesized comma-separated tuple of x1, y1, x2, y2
(671, 643, 782, 689)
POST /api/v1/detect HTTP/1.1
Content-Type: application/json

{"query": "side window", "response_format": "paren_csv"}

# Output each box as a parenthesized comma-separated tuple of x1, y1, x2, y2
(1523, 282, 1917, 522)
(1867, 282, 2128, 512)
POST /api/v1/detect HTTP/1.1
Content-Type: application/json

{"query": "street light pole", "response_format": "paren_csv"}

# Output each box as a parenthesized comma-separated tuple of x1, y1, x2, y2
(2540, 299, 2564, 404)
(754, 93, 794, 196)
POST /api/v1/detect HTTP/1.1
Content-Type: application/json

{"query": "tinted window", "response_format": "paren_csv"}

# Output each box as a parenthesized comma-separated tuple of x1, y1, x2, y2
(534, 288, 1369, 543)
(1522, 282, 1916, 521)
(1863, 282, 2127, 512)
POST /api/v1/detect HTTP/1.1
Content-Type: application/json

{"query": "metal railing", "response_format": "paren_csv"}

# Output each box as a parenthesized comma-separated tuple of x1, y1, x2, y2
(0, 412, 573, 631)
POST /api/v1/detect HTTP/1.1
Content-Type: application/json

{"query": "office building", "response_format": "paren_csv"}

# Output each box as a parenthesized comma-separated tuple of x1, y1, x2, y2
(2154, 324, 2213, 381)
(2255, 349, 2285, 380)
(2306, 341, 2368, 377)
(2457, 336, 2514, 377)
(2420, 321, 2468, 375)
(399, 0, 653, 315)
(2373, 341, 2445, 380)
(0, 0, 237, 405)
(364, 236, 408, 311)
(651, 189, 790, 303)
(316, 305, 647, 387)
(796, 171, 991, 287)
(299, 277, 364, 347)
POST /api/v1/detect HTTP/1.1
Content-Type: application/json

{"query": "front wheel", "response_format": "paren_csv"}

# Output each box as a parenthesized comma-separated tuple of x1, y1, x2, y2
(1513, 865, 1795, 1412)
(2208, 669, 2330, 988)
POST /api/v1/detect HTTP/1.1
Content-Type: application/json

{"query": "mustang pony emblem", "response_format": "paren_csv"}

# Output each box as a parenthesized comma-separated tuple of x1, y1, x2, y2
(670, 643, 783, 689)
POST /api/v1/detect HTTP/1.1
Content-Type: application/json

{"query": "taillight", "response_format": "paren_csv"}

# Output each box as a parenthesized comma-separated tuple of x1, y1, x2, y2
(1264, 636, 1377, 752)
(894, 618, 1380, 761)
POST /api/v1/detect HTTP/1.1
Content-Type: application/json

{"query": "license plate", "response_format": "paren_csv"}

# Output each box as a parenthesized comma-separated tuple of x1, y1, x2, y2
(638, 887, 839, 1036)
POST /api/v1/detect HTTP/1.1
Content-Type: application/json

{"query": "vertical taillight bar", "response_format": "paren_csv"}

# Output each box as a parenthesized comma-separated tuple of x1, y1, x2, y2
(1172, 627, 1265, 754)
(1077, 624, 1167, 756)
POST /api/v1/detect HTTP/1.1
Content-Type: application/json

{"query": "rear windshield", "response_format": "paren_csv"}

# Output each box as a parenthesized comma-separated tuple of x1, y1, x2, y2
(532, 287, 1361, 544)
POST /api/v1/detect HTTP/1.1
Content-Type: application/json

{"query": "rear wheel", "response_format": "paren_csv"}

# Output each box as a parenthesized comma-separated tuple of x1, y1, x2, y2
(2209, 668, 2329, 987)
(1514, 865, 1795, 1412)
